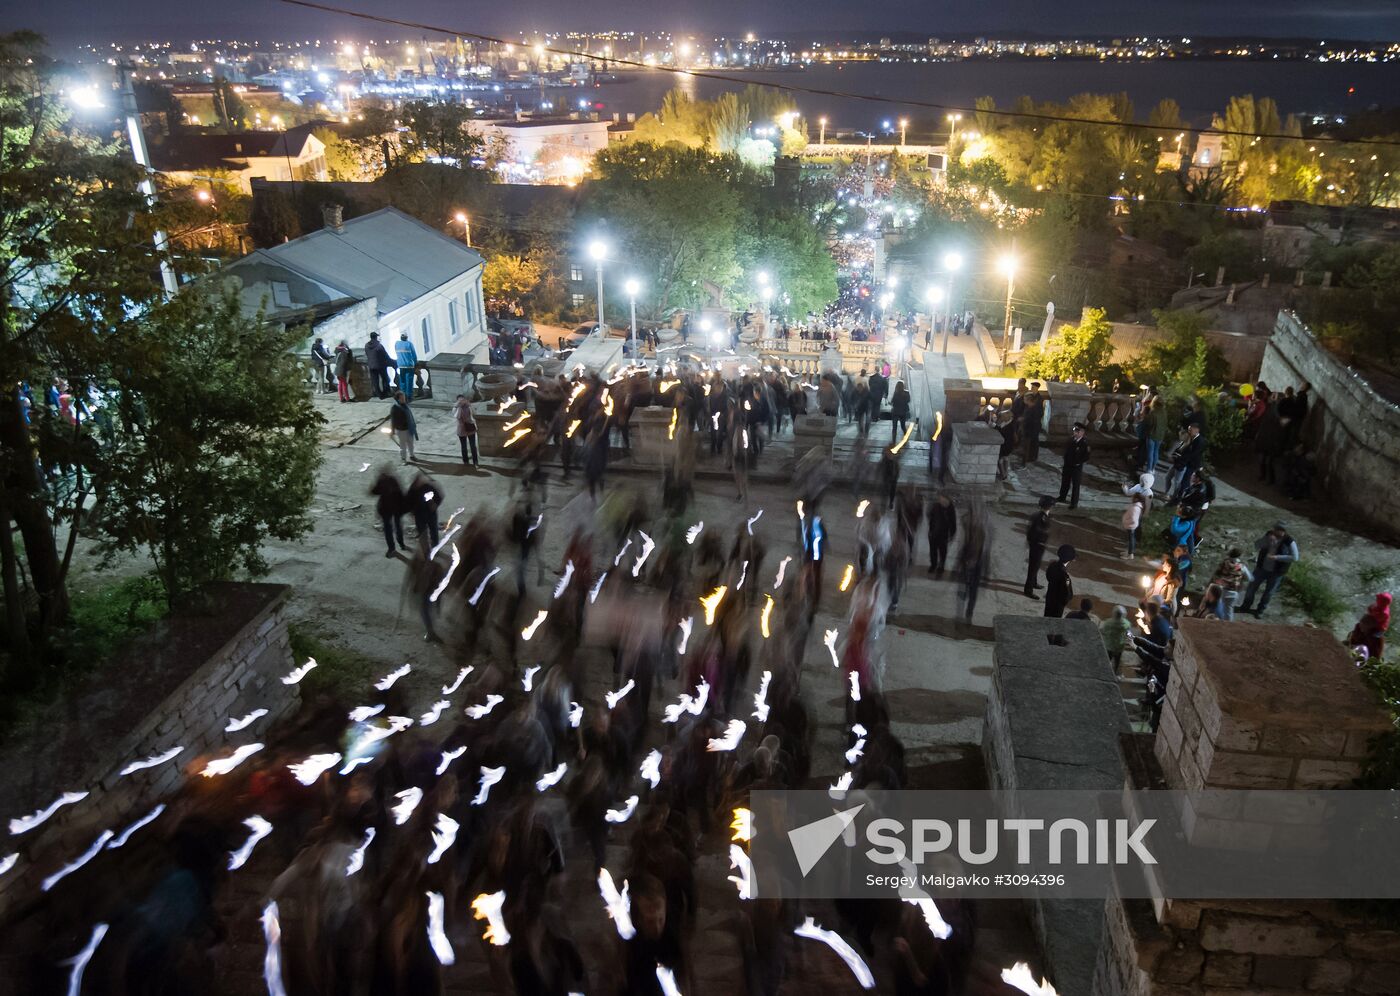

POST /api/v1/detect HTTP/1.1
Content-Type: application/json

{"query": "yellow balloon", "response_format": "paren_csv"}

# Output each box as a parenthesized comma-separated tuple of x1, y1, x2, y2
(1239, 383, 1255, 398)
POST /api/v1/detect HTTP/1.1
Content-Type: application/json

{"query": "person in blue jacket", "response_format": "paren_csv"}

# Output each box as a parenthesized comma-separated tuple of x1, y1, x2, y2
(394, 332, 419, 400)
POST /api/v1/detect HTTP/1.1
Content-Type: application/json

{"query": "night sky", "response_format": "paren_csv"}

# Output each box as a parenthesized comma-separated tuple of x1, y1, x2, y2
(6, 0, 1400, 46)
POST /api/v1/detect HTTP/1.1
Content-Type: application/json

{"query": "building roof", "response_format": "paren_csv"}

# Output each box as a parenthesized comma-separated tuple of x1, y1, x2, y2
(147, 128, 320, 172)
(251, 206, 484, 317)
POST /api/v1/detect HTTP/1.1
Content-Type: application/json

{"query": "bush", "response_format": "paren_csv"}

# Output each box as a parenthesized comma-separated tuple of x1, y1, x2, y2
(1020, 307, 1115, 383)
(1282, 561, 1347, 627)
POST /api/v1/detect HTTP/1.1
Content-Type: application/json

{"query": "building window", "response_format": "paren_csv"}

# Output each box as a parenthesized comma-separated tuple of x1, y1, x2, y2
(448, 300, 460, 339)
(420, 316, 433, 354)
(1198, 149, 1211, 165)
(271, 281, 292, 308)
(571, 293, 585, 309)
(570, 266, 583, 282)
(464, 290, 476, 324)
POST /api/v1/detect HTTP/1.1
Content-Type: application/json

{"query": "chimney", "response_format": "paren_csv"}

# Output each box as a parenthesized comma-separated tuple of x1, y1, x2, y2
(322, 204, 344, 233)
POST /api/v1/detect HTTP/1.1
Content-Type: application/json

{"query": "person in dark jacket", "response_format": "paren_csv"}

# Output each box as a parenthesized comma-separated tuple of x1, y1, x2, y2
(1044, 544, 1077, 617)
(1168, 422, 1206, 501)
(406, 472, 442, 549)
(389, 391, 417, 463)
(1057, 422, 1091, 508)
(1024, 496, 1054, 598)
(868, 369, 888, 422)
(1239, 521, 1300, 617)
(889, 381, 911, 443)
(1021, 384, 1043, 464)
(311, 336, 333, 393)
(332, 340, 353, 402)
(364, 332, 394, 399)
(926, 494, 957, 575)
(370, 469, 407, 557)
(1254, 402, 1286, 486)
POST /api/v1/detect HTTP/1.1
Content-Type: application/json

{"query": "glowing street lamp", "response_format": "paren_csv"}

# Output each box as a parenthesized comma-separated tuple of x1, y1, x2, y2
(946, 112, 962, 145)
(818, 115, 828, 145)
(453, 211, 471, 246)
(997, 251, 1019, 371)
(899, 117, 908, 147)
(940, 251, 963, 357)
(624, 277, 641, 353)
(588, 239, 608, 331)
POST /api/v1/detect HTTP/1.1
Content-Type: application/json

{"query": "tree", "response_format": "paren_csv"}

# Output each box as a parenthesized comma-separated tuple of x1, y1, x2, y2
(1020, 307, 1116, 383)
(481, 253, 542, 307)
(212, 76, 248, 130)
(94, 285, 322, 608)
(400, 100, 486, 166)
(248, 187, 302, 247)
(1130, 309, 1230, 388)
(1, 32, 162, 666)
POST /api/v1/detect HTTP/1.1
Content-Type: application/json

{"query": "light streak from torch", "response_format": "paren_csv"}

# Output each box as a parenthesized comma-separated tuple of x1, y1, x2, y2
(856, 499, 870, 518)
(606, 679, 635, 710)
(613, 537, 632, 567)
(503, 427, 531, 448)
(753, 671, 772, 722)
(904, 897, 954, 939)
(119, 746, 184, 776)
(466, 694, 504, 720)
(473, 766, 505, 806)
(107, 804, 166, 849)
(829, 771, 853, 799)
(227, 817, 272, 871)
(640, 749, 661, 789)
(633, 531, 655, 577)
(824, 628, 840, 667)
(662, 678, 709, 723)
(728, 844, 754, 900)
(374, 664, 411, 690)
(589, 570, 608, 604)
(932, 410, 944, 441)
(657, 964, 683, 996)
(1001, 963, 1058, 995)
(793, 917, 875, 989)
(444, 506, 466, 530)
(340, 757, 373, 775)
(844, 737, 866, 765)
(536, 762, 567, 791)
(503, 411, 530, 433)
(773, 556, 792, 589)
(747, 509, 764, 534)
(349, 704, 384, 723)
(281, 658, 316, 684)
(359, 462, 370, 472)
(737, 560, 748, 590)
(391, 788, 423, 826)
(429, 524, 461, 560)
(42, 830, 114, 891)
(711, 412, 720, 430)
(605, 795, 639, 823)
(419, 701, 450, 726)
(468, 567, 500, 605)
(760, 596, 774, 639)
(288, 753, 341, 786)
(522, 665, 540, 692)
(61, 922, 109, 996)
(0, 853, 15, 878)
(848, 671, 862, 703)
(426, 891, 457, 963)
(598, 869, 636, 939)
(699, 586, 727, 625)
(429, 544, 461, 602)
(553, 560, 575, 599)
(436, 746, 466, 776)
(891, 420, 915, 453)
(520, 610, 548, 641)
(839, 564, 855, 592)
(443, 666, 473, 696)
(707, 719, 746, 752)
(686, 521, 703, 544)
(676, 616, 694, 655)
(201, 743, 264, 778)
(565, 419, 582, 438)
(226, 708, 268, 732)
(427, 813, 459, 864)
(346, 828, 375, 875)
(568, 701, 583, 728)
(262, 902, 288, 996)
(470, 890, 509, 948)
(731, 807, 754, 842)
(668, 408, 678, 440)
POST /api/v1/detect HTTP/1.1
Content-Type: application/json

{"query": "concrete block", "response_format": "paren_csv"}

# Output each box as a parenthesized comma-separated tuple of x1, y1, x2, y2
(1357, 960, 1400, 994)
(1292, 758, 1361, 790)
(1252, 955, 1309, 989)
(1258, 727, 1347, 758)
(1200, 913, 1336, 957)
(1305, 958, 1353, 992)
(1344, 729, 1378, 759)
(1342, 930, 1400, 962)
(1203, 952, 1252, 987)
(1202, 751, 1294, 789)
(1214, 715, 1264, 753)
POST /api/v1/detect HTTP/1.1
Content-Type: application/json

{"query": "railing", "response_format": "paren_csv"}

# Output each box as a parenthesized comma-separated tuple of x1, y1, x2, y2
(758, 337, 888, 359)
(1086, 393, 1137, 433)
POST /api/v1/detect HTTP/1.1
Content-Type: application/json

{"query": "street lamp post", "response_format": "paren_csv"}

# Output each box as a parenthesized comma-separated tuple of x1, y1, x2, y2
(940, 251, 963, 357)
(946, 112, 962, 146)
(454, 211, 471, 246)
(818, 116, 827, 145)
(899, 117, 908, 147)
(588, 239, 608, 332)
(625, 277, 640, 354)
(998, 251, 1019, 372)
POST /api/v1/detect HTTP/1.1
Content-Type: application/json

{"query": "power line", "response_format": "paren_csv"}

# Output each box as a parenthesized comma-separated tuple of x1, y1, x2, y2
(279, 0, 1400, 149)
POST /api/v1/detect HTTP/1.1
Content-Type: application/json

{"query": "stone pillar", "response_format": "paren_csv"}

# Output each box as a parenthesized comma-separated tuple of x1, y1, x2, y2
(474, 406, 518, 456)
(792, 414, 837, 460)
(948, 422, 1001, 485)
(942, 378, 984, 423)
(628, 406, 675, 467)
(1155, 618, 1390, 792)
(1045, 381, 1092, 439)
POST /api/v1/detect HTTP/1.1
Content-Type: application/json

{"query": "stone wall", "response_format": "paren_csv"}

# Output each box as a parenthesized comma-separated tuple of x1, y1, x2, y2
(985, 615, 1130, 996)
(0, 583, 298, 918)
(948, 422, 1002, 485)
(1260, 310, 1400, 540)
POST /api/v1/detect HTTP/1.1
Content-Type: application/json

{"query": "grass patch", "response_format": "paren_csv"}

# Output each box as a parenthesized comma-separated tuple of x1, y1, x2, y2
(288, 624, 379, 700)
(1360, 564, 1393, 589)
(1282, 561, 1348, 628)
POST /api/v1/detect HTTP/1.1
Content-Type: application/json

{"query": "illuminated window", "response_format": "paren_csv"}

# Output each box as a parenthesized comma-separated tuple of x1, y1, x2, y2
(570, 266, 584, 282)
(420, 316, 433, 353)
